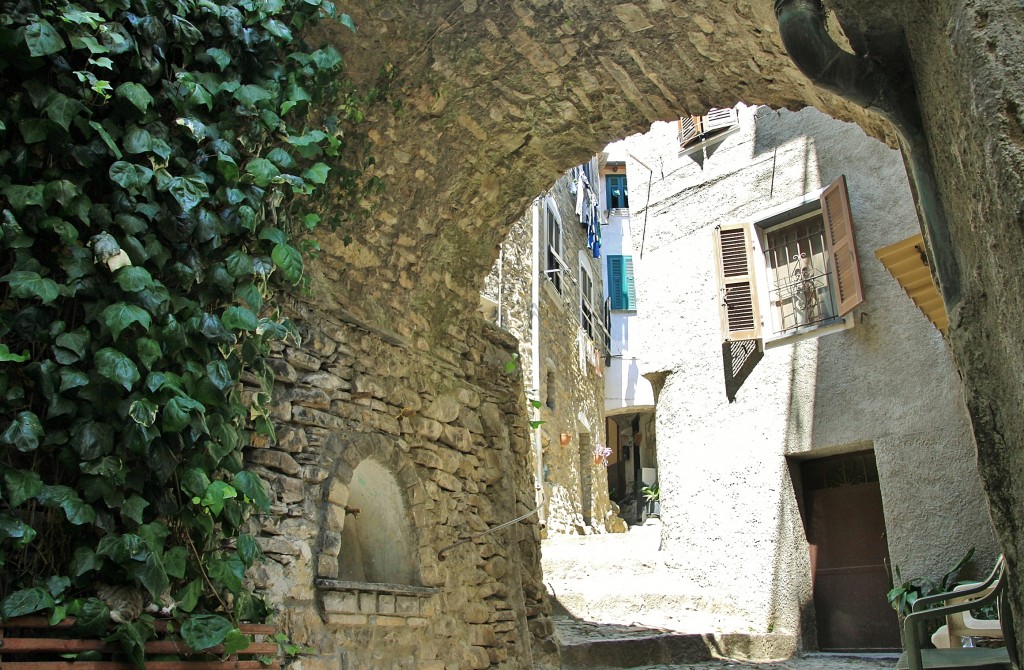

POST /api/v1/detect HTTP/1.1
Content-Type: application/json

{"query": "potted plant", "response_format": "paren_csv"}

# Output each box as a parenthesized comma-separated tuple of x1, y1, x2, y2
(641, 484, 660, 517)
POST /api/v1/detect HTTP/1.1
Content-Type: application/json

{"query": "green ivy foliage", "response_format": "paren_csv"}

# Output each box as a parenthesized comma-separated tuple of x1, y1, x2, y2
(0, 0, 380, 658)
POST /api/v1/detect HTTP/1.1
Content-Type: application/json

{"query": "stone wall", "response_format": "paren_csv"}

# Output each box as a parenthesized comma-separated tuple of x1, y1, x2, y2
(482, 172, 623, 536)
(246, 297, 558, 669)
(620, 104, 997, 642)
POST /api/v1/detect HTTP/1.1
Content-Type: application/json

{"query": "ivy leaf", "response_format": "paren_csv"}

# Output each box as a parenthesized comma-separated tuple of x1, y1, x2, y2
(312, 46, 342, 70)
(24, 20, 66, 56)
(244, 157, 279, 187)
(71, 420, 114, 459)
(303, 162, 330, 184)
(181, 614, 233, 651)
(95, 347, 140, 390)
(163, 395, 205, 432)
(175, 579, 202, 613)
(221, 305, 258, 331)
(44, 179, 80, 206)
(71, 598, 109, 636)
(208, 555, 244, 592)
(70, 547, 101, 577)
(216, 154, 239, 183)
(0, 513, 37, 546)
(200, 481, 236, 515)
(1, 587, 54, 618)
(2, 411, 43, 452)
(4, 469, 43, 507)
(135, 338, 162, 369)
(109, 161, 154, 189)
(2, 271, 59, 304)
(206, 47, 231, 71)
(59, 368, 89, 391)
(205, 359, 234, 391)
(45, 93, 87, 131)
(271, 243, 303, 284)
(0, 343, 30, 362)
(164, 546, 187, 578)
(236, 532, 262, 567)
(235, 282, 263, 312)
(234, 85, 272, 107)
(232, 471, 271, 512)
(102, 303, 152, 340)
(121, 495, 149, 523)
(262, 19, 292, 41)
(128, 398, 158, 426)
(3, 184, 46, 210)
(114, 266, 154, 292)
(167, 175, 209, 212)
(223, 630, 252, 655)
(340, 13, 356, 32)
(62, 495, 95, 525)
(115, 82, 154, 113)
(87, 120, 122, 158)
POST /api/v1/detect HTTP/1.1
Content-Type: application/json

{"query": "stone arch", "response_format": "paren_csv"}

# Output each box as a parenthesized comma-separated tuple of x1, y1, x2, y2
(315, 432, 427, 587)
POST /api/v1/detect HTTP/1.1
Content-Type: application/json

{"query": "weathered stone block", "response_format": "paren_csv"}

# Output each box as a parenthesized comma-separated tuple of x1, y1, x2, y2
(439, 425, 472, 452)
(248, 449, 301, 476)
(285, 347, 321, 372)
(267, 358, 298, 383)
(464, 603, 490, 624)
(358, 592, 377, 614)
(396, 596, 419, 614)
(352, 373, 386, 398)
(411, 416, 443, 441)
(471, 624, 497, 647)
(406, 616, 428, 627)
(281, 386, 331, 410)
(411, 448, 444, 470)
(422, 394, 460, 423)
(465, 646, 490, 670)
(327, 482, 350, 507)
(301, 371, 350, 391)
(257, 536, 301, 556)
(317, 556, 338, 578)
(321, 531, 342, 557)
(372, 615, 407, 627)
(269, 400, 292, 421)
(325, 614, 367, 626)
(291, 406, 344, 429)
(433, 471, 463, 492)
(457, 387, 481, 409)
(276, 426, 307, 453)
(478, 402, 505, 436)
(458, 407, 484, 435)
(377, 594, 396, 614)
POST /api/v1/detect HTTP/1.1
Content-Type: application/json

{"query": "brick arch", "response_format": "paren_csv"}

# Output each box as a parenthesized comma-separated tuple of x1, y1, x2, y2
(314, 432, 428, 586)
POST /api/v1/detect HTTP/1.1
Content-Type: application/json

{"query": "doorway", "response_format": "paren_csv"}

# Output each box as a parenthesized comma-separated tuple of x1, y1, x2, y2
(800, 451, 901, 652)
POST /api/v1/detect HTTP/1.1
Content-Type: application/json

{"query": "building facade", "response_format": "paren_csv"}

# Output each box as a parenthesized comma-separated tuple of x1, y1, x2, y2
(481, 167, 625, 536)
(618, 104, 999, 651)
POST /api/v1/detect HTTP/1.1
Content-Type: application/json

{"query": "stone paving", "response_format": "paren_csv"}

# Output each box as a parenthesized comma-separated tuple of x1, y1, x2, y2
(626, 653, 898, 670)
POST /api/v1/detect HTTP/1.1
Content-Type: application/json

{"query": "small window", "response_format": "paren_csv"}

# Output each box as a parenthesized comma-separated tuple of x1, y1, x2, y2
(607, 255, 636, 311)
(545, 370, 556, 409)
(544, 203, 564, 293)
(606, 174, 629, 210)
(712, 175, 864, 346)
(579, 261, 596, 340)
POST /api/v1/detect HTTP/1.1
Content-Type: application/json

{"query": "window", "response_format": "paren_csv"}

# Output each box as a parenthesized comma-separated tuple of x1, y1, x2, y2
(712, 175, 863, 346)
(607, 255, 637, 311)
(579, 261, 596, 340)
(544, 202, 564, 293)
(606, 174, 629, 210)
(679, 107, 739, 155)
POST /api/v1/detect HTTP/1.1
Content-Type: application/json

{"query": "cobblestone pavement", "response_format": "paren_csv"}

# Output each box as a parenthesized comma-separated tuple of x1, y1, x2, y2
(626, 654, 898, 670)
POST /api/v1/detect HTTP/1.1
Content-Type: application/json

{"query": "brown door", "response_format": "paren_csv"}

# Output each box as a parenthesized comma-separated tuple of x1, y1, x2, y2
(801, 452, 901, 652)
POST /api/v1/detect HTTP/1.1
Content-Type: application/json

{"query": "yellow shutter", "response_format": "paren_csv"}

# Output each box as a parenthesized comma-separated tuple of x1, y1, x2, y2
(713, 222, 761, 341)
(821, 175, 864, 316)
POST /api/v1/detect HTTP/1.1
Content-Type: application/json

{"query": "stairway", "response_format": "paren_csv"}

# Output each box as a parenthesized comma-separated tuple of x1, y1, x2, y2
(541, 521, 796, 669)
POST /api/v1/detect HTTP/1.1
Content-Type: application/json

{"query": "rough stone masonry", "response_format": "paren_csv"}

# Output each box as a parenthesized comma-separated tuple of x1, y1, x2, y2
(253, 2, 1024, 667)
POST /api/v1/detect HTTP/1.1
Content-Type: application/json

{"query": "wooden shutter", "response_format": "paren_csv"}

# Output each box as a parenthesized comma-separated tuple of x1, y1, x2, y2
(678, 114, 704, 147)
(704, 107, 738, 132)
(713, 223, 761, 341)
(623, 256, 636, 309)
(607, 255, 636, 310)
(820, 175, 864, 316)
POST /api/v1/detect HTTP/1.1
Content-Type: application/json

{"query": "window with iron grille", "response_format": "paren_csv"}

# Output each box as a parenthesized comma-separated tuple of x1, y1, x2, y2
(712, 175, 864, 346)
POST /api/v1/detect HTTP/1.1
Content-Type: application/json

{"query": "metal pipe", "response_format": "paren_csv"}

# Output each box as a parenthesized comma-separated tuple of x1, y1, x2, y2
(774, 0, 961, 304)
(437, 506, 540, 561)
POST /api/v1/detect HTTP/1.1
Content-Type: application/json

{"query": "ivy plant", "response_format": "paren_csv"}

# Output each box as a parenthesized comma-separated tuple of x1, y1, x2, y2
(0, 0, 383, 660)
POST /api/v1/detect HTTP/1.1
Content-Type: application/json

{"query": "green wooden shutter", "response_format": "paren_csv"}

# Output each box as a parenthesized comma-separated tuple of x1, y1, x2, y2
(607, 255, 636, 310)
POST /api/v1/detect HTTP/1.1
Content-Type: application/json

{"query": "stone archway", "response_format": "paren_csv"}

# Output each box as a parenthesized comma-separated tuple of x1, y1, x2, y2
(292, 0, 1024, 659)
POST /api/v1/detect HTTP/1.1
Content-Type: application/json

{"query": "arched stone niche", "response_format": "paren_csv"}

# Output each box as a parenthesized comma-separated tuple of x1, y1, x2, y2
(314, 433, 438, 625)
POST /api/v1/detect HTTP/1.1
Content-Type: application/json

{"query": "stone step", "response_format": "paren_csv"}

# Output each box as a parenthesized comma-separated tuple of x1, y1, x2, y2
(555, 617, 797, 669)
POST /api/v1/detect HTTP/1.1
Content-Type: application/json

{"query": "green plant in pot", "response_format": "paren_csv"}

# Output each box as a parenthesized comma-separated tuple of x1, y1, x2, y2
(641, 484, 660, 517)
(887, 547, 976, 620)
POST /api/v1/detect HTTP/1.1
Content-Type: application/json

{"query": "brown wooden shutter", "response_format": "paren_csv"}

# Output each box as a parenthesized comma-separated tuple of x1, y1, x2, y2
(678, 114, 704, 148)
(820, 175, 864, 316)
(713, 222, 761, 341)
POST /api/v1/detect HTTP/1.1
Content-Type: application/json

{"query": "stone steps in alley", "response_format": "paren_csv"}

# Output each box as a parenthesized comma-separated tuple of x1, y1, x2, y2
(541, 521, 796, 669)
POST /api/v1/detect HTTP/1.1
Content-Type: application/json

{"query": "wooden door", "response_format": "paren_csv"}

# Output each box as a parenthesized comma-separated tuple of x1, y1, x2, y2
(802, 452, 901, 652)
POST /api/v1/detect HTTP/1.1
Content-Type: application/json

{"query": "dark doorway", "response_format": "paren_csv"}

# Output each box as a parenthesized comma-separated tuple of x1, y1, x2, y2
(800, 451, 901, 652)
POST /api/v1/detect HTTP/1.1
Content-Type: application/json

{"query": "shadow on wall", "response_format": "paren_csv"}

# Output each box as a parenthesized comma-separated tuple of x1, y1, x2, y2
(723, 339, 764, 402)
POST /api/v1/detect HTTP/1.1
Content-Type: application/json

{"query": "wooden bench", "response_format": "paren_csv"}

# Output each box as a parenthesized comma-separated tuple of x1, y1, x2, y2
(0, 617, 280, 670)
